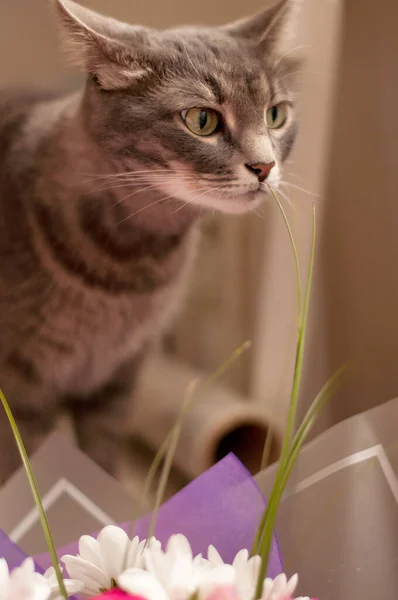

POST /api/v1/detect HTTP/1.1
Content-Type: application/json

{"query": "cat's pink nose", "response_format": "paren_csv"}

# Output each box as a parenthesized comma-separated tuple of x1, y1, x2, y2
(245, 161, 275, 182)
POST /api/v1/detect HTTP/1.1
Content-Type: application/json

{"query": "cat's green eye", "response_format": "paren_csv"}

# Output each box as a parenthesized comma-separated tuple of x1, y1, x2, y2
(182, 108, 220, 136)
(266, 103, 289, 130)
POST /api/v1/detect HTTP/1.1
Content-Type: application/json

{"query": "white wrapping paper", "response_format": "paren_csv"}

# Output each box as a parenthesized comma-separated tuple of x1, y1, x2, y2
(256, 396, 398, 599)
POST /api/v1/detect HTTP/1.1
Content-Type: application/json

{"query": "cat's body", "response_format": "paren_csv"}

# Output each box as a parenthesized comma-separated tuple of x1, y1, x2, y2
(0, 0, 301, 482)
(0, 89, 198, 478)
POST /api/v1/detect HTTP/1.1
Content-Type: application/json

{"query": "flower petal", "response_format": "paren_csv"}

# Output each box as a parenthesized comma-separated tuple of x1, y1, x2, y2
(198, 565, 236, 600)
(232, 550, 249, 570)
(126, 537, 141, 570)
(31, 581, 52, 600)
(168, 554, 195, 596)
(286, 574, 299, 597)
(62, 555, 110, 595)
(0, 559, 10, 600)
(21, 558, 35, 575)
(144, 549, 169, 588)
(97, 526, 130, 580)
(261, 578, 274, 600)
(147, 537, 161, 552)
(43, 565, 84, 600)
(63, 578, 85, 596)
(118, 568, 169, 600)
(204, 585, 241, 600)
(207, 546, 223, 567)
(273, 573, 287, 595)
(10, 570, 51, 600)
(166, 535, 193, 562)
(79, 536, 104, 572)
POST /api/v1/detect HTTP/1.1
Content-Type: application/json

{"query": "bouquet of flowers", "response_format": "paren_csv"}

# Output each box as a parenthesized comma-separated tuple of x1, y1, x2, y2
(0, 189, 346, 600)
(0, 456, 313, 600)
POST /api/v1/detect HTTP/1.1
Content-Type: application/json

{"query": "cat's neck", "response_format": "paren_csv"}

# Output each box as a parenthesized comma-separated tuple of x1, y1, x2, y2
(25, 90, 200, 294)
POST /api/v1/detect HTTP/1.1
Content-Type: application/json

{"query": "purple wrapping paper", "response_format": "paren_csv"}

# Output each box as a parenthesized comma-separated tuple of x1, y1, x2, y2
(1, 454, 283, 578)
(0, 529, 43, 573)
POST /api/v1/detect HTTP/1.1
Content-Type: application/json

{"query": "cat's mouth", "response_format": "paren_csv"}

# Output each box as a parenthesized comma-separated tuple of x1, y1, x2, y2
(157, 169, 278, 215)
(207, 180, 280, 214)
(200, 184, 270, 215)
(258, 182, 272, 194)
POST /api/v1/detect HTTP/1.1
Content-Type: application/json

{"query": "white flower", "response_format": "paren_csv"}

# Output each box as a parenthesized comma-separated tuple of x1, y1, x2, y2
(43, 566, 84, 600)
(206, 546, 301, 600)
(197, 567, 238, 600)
(0, 558, 51, 600)
(62, 528, 313, 600)
(144, 534, 235, 600)
(118, 569, 169, 600)
(0, 558, 80, 600)
(261, 573, 299, 600)
(62, 525, 160, 598)
(207, 546, 261, 600)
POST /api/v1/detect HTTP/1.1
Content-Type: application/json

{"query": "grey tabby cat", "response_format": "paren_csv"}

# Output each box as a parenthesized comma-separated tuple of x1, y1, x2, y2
(0, 0, 301, 483)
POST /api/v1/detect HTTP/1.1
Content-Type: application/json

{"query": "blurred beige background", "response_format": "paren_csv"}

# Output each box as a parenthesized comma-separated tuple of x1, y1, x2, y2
(299, 0, 398, 436)
(0, 0, 397, 464)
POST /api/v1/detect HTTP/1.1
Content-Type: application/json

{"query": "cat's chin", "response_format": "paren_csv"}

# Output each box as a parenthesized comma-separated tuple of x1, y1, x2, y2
(193, 189, 267, 215)
(159, 180, 271, 215)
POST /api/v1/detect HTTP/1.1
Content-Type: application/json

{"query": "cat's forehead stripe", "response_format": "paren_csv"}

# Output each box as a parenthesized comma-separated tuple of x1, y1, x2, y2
(202, 74, 224, 105)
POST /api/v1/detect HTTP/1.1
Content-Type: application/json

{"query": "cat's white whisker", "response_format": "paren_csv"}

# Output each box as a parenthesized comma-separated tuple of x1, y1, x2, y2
(275, 188, 294, 209)
(82, 167, 190, 178)
(171, 201, 191, 214)
(81, 169, 192, 186)
(253, 207, 267, 222)
(275, 45, 312, 66)
(89, 172, 200, 195)
(117, 194, 177, 224)
(279, 69, 312, 82)
(279, 180, 319, 198)
(93, 175, 191, 195)
(109, 183, 172, 211)
(286, 171, 305, 183)
(170, 184, 226, 214)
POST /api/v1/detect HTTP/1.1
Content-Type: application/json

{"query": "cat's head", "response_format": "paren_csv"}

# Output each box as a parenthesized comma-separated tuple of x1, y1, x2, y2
(55, 0, 302, 215)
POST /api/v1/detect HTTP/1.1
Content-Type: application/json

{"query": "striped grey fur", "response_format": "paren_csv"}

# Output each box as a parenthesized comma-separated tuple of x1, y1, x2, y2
(0, 0, 301, 482)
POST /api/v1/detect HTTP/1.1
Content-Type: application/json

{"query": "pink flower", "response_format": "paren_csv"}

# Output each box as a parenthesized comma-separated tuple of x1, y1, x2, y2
(91, 588, 147, 600)
(205, 585, 241, 600)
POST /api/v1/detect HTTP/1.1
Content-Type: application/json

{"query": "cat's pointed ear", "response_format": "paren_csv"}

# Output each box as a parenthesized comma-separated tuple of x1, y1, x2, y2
(53, 0, 152, 89)
(224, 0, 302, 58)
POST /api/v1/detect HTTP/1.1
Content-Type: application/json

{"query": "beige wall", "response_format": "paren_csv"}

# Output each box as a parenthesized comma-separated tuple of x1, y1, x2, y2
(299, 0, 398, 434)
(251, 0, 344, 429)
(0, 0, 269, 87)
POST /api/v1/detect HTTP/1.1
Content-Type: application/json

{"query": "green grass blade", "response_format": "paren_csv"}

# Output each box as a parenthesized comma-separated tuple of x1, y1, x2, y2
(273, 362, 350, 516)
(282, 201, 316, 455)
(0, 389, 68, 600)
(268, 186, 302, 328)
(253, 203, 316, 597)
(252, 201, 315, 558)
(289, 362, 350, 472)
(251, 362, 348, 592)
(260, 426, 274, 472)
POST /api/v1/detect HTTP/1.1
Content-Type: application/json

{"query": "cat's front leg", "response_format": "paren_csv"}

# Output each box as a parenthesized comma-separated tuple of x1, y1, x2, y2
(66, 353, 145, 476)
(0, 356, 58, 485)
